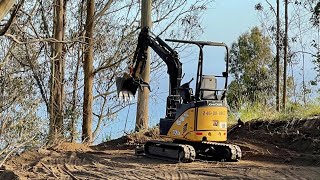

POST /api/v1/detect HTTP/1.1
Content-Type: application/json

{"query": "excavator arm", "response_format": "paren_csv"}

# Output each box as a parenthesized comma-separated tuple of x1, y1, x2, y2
(116, 27, 182, 98)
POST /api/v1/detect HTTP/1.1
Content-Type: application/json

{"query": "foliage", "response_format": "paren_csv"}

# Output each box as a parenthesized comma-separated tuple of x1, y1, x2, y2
(228, 101, 320, 124)
(227, 27, 275, 109)
(310, 1, 320, 27)
(0, 41, 46, 164)
(255, 0, 320, 100)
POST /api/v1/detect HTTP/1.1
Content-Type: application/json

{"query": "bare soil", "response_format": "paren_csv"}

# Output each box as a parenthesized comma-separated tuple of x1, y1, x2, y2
(1, 117, 320, 180)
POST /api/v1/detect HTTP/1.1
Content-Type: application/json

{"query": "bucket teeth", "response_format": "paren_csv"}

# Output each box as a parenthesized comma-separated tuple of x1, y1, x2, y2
(118, 91, 134, 101)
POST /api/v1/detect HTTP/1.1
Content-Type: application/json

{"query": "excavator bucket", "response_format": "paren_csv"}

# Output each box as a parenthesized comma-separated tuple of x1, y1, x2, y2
(116, 74, 151, 100)
(116, 76, 139, 100)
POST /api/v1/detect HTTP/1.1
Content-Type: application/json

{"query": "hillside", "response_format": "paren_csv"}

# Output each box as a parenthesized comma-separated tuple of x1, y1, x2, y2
(1, 117, 320, 179)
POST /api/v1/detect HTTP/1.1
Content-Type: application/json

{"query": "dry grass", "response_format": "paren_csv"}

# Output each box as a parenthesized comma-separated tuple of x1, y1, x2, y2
(228, 102, 320, 125)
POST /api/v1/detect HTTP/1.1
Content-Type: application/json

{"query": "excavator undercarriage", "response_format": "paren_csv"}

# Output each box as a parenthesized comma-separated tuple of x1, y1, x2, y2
(137, 140, 241, 163)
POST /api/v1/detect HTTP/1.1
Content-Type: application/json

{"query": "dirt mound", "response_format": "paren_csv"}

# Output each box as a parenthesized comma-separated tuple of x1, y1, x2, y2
(5, 150, 44, 168)
(2, 142, 92, 178)
(93, 127, 164, 150)
(228, 116, 320, 164)
(50, 142, 92, 152)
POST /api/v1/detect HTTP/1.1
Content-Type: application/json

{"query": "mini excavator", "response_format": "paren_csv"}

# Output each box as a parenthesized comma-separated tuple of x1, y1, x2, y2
(116, 27, 241, 162)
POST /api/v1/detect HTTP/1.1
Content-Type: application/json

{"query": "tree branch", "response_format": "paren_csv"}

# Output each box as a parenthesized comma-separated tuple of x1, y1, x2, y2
(95, 0, 114, 22)
(0, 0, 25, 36)
(264, 0, 277, 17)
(4, 33, 86, 44)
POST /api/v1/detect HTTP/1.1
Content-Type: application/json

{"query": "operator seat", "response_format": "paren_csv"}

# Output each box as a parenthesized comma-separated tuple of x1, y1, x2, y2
(200, 75, 220, 100)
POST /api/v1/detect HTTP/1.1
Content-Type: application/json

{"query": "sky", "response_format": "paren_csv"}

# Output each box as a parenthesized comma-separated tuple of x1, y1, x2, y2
(96, 0, 265, 142)
(201, 0, 261, 44)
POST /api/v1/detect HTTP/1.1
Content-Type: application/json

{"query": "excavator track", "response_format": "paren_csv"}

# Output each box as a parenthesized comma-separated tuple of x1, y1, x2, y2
(144, 140, 196, 163)
(139, 140, 241, 163)
(198, 141, 242, 161)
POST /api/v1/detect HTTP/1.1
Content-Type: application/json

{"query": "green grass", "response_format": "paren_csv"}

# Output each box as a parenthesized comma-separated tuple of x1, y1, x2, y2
(228, 101, 320, 125)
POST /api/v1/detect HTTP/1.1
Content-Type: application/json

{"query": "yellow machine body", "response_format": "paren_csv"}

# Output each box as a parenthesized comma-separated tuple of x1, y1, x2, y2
(116, 28, 242, 162)
(164, 106, 228, 142)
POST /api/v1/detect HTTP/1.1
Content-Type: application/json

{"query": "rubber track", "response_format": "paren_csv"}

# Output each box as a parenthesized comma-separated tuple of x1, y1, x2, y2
(144, 141, 196, 163)
(201, 141, 242, 161)
(141, 141, 241, 162)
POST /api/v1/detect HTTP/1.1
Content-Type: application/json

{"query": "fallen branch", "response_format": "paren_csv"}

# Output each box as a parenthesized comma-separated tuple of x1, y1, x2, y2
(41, 162, 57, 178)
(63, 164, 79, 180)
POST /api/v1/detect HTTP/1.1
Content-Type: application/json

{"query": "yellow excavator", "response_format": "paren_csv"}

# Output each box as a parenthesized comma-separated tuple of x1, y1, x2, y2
(116, 27, 241, 162)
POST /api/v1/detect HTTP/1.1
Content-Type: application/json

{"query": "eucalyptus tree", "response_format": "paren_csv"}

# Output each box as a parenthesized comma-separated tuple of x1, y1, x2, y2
(255, 0, 320, 104)
(227, 27, 275, 109)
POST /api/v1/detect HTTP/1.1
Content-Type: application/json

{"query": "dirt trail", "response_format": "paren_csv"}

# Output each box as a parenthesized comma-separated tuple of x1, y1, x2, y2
(2, 149, 319, 180)
(1, 117, 320, 180)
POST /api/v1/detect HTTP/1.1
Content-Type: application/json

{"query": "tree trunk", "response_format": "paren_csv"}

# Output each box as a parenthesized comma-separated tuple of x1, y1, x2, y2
(0, 0, 16, 21)
(70, 43, 81, 142)
(276, 0, 280, 111)
(70, 2, 85, 143)
(135, 0, 152, 132)
(49, 0, 65, 142)
(82, 0, 94, 144)
(282, 0, 288, 111)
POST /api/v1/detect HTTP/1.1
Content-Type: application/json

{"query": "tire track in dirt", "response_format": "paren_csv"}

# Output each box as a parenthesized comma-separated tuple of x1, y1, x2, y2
(3, 139, 320, 180)
(6, 157, 320, 180)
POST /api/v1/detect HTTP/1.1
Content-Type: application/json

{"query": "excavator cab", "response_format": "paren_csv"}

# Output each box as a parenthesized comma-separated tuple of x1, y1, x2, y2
(165, 39, 229, 104)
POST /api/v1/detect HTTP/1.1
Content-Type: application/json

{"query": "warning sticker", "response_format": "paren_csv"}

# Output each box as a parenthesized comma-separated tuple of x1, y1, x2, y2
(220, 122, 227, 129)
